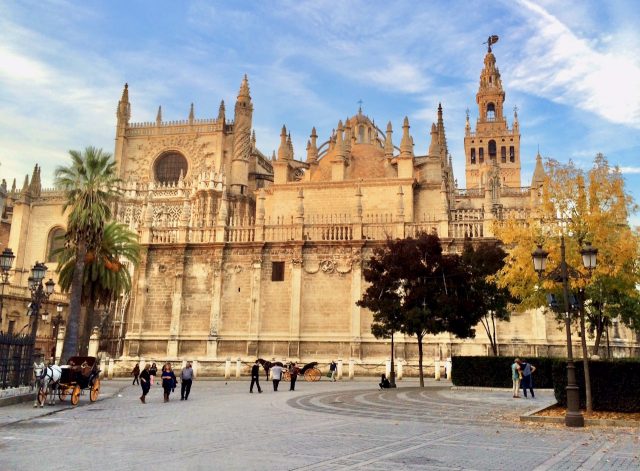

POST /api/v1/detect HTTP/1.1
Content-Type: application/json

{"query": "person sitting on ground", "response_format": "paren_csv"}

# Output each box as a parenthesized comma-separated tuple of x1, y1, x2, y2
(379, 373, 391, 389)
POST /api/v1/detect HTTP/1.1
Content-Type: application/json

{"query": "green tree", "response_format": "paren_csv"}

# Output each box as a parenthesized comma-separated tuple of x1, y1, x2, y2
(461, 241, 517, 356)
(55, 221, 140, 354)
(359, 233, 483, 387)
(54, 147, 121, 362)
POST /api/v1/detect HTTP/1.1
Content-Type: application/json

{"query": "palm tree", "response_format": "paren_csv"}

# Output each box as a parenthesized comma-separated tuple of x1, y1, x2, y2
(55, 221, 140, 355)
(54, 147, 121, 362)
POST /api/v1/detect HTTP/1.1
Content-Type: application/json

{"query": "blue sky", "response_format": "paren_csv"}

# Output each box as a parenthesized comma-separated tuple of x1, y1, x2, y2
(1, 0, 639, 223)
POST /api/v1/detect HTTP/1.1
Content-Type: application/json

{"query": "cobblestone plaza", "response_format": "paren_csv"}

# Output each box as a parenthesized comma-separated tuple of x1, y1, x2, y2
(1, 380, 638, 470)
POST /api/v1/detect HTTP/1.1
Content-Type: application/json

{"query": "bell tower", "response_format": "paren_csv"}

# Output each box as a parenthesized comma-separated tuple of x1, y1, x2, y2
(464, 36, 521, 189)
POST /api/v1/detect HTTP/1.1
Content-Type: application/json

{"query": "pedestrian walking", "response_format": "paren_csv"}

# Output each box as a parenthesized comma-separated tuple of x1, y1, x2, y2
(289, 363, 300, 391)
(250, 359, 262, 393)
(139, 364, 151, 403)
(131, 363, 140, 385)
(181, 362, 194, 400)
(271, 363, 283, 391)
(520, 359, 536, 398)
(379, 374, 391, 389)
(162, 362, 176, 402)
(511, 358, 522, 398)
(149, 362, 157, 386)
(329, 361, 337, 382)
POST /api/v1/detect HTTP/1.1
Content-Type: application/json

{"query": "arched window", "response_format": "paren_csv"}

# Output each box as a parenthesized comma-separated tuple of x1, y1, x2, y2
(359, 126, 365, 143)
(486, 103, 495, 120)
(488, 140, 497, 160)
(479, 148, 484, 163)
(509, 146, 515, 162)
(470, 148, 476, 164)
(501, 146, 507, 163)
(154, 151, 188, 184)
(47, 227, 66, 263)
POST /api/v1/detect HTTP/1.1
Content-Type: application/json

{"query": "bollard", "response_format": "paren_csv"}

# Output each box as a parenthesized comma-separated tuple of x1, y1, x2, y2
(445, 357, 451, 380)
(140, 358, 146, 370)
(100, 357, 108, 377)
(385, 359, 391, 379)
(397, 360, 403, 381)
(434, 359, 441, 381)
(235, 359, 242, 378)
(349, 359, 355, 380)
(224, 359, 231, 379)
(192, 360, 199, 377)
(108, 358, 114, 380)
(337, 359, 343, 380)
(181, 359, 187, 370)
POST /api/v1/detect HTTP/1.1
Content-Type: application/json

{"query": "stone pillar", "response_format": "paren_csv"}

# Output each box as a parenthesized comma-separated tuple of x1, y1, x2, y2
(349, 359, 355, 380)
(337, 359, 343, 380)
(445, 357, 452, 380)
(385, 359, 391, 378)
(350, 250, 363, 356)
(167, 267, 185, 358)
(55, 325, 66, 365)
(100, 357, 107, 376)
(249, 258, 262, 340)
(235, 359, 242, 378)
(207, 255, 223, 358)
(434, 359, 441, 380)
(225, 359, 231, 379)
(88, 327, 100, 357)
(140, 358, 146, 370)
(108, 358, 114, 379)
(396, 359, 403, 381)
(288, 254, 303, 358)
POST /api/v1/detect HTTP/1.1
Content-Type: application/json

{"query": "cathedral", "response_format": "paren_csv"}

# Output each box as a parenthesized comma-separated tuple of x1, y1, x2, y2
(1, 43, 636, 374)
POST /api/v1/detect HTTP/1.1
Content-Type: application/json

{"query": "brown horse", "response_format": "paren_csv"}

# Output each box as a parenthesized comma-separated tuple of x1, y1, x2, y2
(257, 359, 283, 379)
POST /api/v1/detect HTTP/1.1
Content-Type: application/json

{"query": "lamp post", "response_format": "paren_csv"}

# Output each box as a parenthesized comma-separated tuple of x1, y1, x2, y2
(0, 248, 16, 329)
(27, 262, 55, 343)
(532, 236, 597, 428)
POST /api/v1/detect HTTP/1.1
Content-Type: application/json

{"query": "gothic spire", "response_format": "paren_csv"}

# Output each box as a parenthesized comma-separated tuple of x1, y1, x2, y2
(237, 74, 251, 103)
(156, 106, 162, 124)
(189, 103, 195, 123)
(218, 100, 226, 121)
(399, 116, 414, 158)
(277, 125, 288, 161)
(117, 83, 131, 123)
(531, 151, 545, 188)
(384, 121, 393, 159)
(306, 127, 318, 163)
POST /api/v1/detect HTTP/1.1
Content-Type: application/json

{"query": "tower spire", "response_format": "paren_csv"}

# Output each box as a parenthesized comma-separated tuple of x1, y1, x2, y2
(189, 103, 195, 123)
(156, 106, 162, 125)
(277, 125, 288, 161)
(218, 100, 226, 121)
(117, 83, 131, 124)
(384, 121, 393, 159)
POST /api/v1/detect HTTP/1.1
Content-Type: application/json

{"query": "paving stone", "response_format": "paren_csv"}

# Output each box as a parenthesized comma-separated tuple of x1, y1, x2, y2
(0, 379, 638, 470)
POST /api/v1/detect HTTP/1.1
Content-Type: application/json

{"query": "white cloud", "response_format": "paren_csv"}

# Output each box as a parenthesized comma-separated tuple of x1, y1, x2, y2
(509, 0, 640, 128)
(619, 166, 640, 175)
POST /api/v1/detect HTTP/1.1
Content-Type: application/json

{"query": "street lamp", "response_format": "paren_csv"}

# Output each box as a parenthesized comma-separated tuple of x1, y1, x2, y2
(0, 247, 16, 328)
(532, 236, 597, 428)
(27, 261, 55, 340)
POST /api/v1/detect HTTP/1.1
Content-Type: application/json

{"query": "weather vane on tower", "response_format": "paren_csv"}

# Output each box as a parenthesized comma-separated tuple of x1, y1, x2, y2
(484, 35, 499, 53)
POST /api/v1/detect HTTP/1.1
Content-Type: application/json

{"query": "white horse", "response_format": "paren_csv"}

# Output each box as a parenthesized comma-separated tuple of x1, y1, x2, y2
(34, 364, 62, 407)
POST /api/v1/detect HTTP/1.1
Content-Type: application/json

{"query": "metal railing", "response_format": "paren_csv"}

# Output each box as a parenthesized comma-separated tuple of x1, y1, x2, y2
(0, 332, 35, 389)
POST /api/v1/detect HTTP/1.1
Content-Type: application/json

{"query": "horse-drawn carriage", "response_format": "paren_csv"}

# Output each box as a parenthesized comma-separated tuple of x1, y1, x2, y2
(258, 360, 322, 382)
(36, 356, 101, 407)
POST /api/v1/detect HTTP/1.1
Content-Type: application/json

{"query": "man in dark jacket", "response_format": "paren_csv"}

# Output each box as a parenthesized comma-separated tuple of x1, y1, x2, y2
(139, 364, 151, 403)
(250, 360, 262, 393)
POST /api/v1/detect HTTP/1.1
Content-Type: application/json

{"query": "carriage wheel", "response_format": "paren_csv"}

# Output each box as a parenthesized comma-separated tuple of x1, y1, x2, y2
(37, 387, 47, 406)
(90, 378, 100, 402)
(71, 385, 81, 406)
(58, 387, 69, 402)
(304, 367, 321, 382)
(282, 370, 291, 382)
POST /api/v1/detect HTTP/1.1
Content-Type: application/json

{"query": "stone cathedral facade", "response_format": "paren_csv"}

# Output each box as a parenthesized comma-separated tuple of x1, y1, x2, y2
(2, 46, 637, 370)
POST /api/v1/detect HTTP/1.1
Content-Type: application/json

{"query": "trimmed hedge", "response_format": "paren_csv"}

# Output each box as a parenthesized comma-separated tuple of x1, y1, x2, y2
(451, 356, 557, 389)
(553, 359, 640, 412)
(452, 355, 640, 412)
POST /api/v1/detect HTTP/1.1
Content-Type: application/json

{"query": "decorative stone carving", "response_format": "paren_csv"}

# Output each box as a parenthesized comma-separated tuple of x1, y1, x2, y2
(320, 259, 335, 273)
